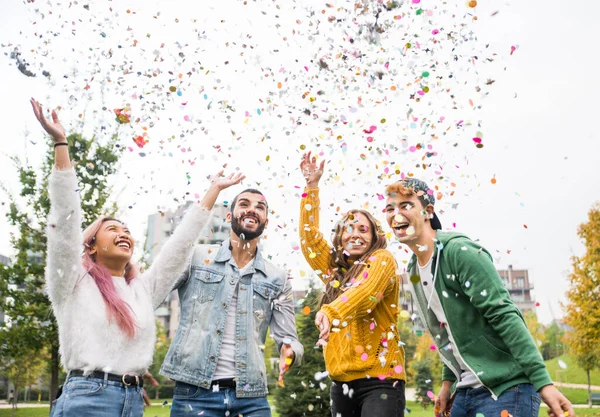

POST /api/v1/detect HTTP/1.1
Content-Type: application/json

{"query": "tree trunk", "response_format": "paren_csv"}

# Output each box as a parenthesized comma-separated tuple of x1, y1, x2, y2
(155, 388, 159, 400)
(49, 342, 59, 408)
(11, 384, 18, 416)
(587, 368, 592, 408)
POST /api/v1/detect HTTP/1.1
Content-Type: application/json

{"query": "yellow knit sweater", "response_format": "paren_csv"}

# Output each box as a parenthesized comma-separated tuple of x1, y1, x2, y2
(299, 188, 406, 382)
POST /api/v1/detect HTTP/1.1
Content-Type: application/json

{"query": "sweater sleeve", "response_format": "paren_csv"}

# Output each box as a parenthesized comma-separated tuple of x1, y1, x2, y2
(299, 188, 334, 283)
(447, 239, 552, 391)
(321, 250, 398, 322)
(45, 168, 86, 306)
(142, 204, 212, 309)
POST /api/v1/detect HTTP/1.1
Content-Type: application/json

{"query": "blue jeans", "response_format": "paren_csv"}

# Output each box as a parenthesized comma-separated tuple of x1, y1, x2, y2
(170, 381, 272, 417)
(330, 379, 406, 417)
(451, 384, 541, 417)
(49, 375, 144, 417)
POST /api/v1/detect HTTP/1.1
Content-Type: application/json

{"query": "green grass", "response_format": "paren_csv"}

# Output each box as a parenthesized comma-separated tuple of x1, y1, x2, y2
(0, 396, 280, 417)
(2, 401, 600, 417)
(545, 355, 600, 386)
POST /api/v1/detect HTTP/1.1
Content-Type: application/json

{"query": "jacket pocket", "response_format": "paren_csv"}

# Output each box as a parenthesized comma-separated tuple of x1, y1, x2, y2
(461, 335, 520, 387)
(196, 270, 225, 303)
(252, 283, 274, 326)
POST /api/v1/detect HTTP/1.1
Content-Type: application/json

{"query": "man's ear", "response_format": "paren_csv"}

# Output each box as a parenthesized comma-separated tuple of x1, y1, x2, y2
(225, 211, 232, 224)
(426, 204, 435, 219)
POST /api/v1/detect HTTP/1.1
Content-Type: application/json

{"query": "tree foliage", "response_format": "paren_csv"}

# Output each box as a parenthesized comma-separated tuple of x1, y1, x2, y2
(0, 132, 121, 404)
(273, 283, 330, 417)
(541, 321, 566, 361)
(413, 358, 434, 408)
(523, 310, 546, 353)
(563, 203, 600, 406)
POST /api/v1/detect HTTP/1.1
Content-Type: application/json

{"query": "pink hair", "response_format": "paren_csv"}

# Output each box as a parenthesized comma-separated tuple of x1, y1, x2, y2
(82, 216, 138, 338)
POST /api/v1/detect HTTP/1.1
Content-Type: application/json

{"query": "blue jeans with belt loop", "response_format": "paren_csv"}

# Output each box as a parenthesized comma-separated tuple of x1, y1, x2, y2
(49, 371, 144, 417)
(170, 381, 272, 417)
(451, 383, 541, 417)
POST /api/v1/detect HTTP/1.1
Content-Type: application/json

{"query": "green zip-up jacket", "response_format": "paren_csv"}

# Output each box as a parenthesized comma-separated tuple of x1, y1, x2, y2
(407, 231, 552, 398)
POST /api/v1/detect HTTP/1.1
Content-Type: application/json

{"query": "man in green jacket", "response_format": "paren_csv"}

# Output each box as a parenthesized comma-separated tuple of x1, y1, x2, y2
(384, 178, 573, 417)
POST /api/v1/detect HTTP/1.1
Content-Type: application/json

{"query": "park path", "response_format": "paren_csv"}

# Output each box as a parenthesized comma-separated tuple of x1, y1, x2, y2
(554, 382, 600, 390)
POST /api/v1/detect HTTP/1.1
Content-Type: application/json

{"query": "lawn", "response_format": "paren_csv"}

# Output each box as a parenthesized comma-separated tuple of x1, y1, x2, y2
(3, 402, 600, 417)
(545, 355, 600, 386)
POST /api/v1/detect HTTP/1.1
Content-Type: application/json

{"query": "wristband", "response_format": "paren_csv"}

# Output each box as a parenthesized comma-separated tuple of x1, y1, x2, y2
(54, 142, 68, 148)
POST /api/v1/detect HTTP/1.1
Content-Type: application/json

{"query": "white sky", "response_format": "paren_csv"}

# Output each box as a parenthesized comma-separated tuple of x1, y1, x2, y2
(1, 0, 598, 324)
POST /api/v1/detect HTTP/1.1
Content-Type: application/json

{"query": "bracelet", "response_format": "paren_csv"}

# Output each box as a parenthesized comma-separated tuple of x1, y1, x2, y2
(54, 142, 68, 148)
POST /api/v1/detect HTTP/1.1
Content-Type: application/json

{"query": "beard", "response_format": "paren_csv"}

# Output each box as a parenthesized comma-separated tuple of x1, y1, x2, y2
(231, 215, 266, 241)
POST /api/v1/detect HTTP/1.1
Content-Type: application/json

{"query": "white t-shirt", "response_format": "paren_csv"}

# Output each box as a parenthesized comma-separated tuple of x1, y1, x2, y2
(213, 260, 255, 379)
(418, 256, 481, 388)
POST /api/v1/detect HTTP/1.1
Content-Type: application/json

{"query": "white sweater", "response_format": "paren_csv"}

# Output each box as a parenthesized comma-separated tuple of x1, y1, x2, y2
(46, 169, 212, 375)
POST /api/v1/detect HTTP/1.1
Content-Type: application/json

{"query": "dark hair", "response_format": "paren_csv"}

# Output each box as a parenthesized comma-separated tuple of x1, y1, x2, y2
(230, 189, 268, 213)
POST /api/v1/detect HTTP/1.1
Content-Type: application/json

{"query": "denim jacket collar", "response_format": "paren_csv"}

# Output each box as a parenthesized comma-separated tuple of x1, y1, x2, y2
(214, 237, 267, 274)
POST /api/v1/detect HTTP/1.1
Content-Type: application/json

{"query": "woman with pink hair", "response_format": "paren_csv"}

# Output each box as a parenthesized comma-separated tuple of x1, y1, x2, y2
(31, 98, 245, 417)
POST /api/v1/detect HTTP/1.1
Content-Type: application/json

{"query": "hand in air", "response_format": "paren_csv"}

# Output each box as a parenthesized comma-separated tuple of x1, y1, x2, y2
(30, 98, 67, 143)
(209, 170, 246, 191)
(300, 151, 325, 188)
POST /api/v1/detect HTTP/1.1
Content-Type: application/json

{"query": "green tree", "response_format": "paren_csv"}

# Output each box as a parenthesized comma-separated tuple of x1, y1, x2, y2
(563, 203, 600, 407)
(0, 326, 47, 417)
(273, 283, 330, 417)
(523, 310, 546, 354)
(397, 314, 417, 384)
(147, 321, 172, 399)
(0, 132, 121, 405)
(413, 358, 434, 408)
(541, 321, 566, 360)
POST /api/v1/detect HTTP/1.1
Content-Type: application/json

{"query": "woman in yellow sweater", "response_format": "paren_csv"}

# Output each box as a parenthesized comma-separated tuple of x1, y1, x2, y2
(299, 152, 406, 417)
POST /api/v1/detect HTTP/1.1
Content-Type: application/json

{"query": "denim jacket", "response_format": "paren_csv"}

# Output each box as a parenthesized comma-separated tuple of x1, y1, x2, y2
(160, 238, 303, 398)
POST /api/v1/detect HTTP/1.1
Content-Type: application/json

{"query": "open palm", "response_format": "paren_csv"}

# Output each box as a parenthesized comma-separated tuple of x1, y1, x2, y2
(209, 170, 246, 191)
(300, 151, 326, 187)
(30, 98, 66, 143)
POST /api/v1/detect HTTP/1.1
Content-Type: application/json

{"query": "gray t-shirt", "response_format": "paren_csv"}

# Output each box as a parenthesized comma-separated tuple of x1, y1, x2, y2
(418, 256, 481, 389)
(213, 260, 254, 380)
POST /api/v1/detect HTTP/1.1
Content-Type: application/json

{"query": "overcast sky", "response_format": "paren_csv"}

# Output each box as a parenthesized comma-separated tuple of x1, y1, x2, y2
(1, 0, 598, 325)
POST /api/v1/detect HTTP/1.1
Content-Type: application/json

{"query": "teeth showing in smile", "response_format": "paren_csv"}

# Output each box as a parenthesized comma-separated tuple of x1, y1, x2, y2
(117, 241, 130, 249)
(392, 222, 409, 231)
(242, 217, 257, 225)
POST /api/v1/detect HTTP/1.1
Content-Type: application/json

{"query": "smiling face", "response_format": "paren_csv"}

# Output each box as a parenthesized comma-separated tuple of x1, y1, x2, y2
(385, 194, 434, 243)
(228, 191, 269, 241)
(340, 212, 374, 259)
(88, 220, 135, 266)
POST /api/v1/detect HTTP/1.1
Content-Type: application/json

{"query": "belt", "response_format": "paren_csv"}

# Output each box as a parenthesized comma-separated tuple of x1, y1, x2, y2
(211, 379, 236, 389)
(69, 370, 143, 388)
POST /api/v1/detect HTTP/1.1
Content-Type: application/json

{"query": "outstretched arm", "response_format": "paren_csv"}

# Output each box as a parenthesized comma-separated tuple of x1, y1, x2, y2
(33, 99, 86, 305)
(298, 152, 332, 282)
(145, 171, 245, 308)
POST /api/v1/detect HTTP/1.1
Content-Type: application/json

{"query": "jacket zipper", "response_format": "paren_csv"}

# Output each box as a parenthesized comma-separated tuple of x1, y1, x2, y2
(428, 247, 499, 401)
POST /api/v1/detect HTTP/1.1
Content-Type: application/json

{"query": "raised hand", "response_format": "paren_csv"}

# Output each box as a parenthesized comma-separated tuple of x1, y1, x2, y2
(30, 98, 67, 143)
(300, 151, 325, 189)
(208, 170, 246, 191)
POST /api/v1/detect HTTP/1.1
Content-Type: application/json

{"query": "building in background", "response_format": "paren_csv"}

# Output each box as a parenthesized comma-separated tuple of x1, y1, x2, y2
(145, 202, 231, 338)
(399, 264, 536, 328)
(497, 265, 536, 313)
